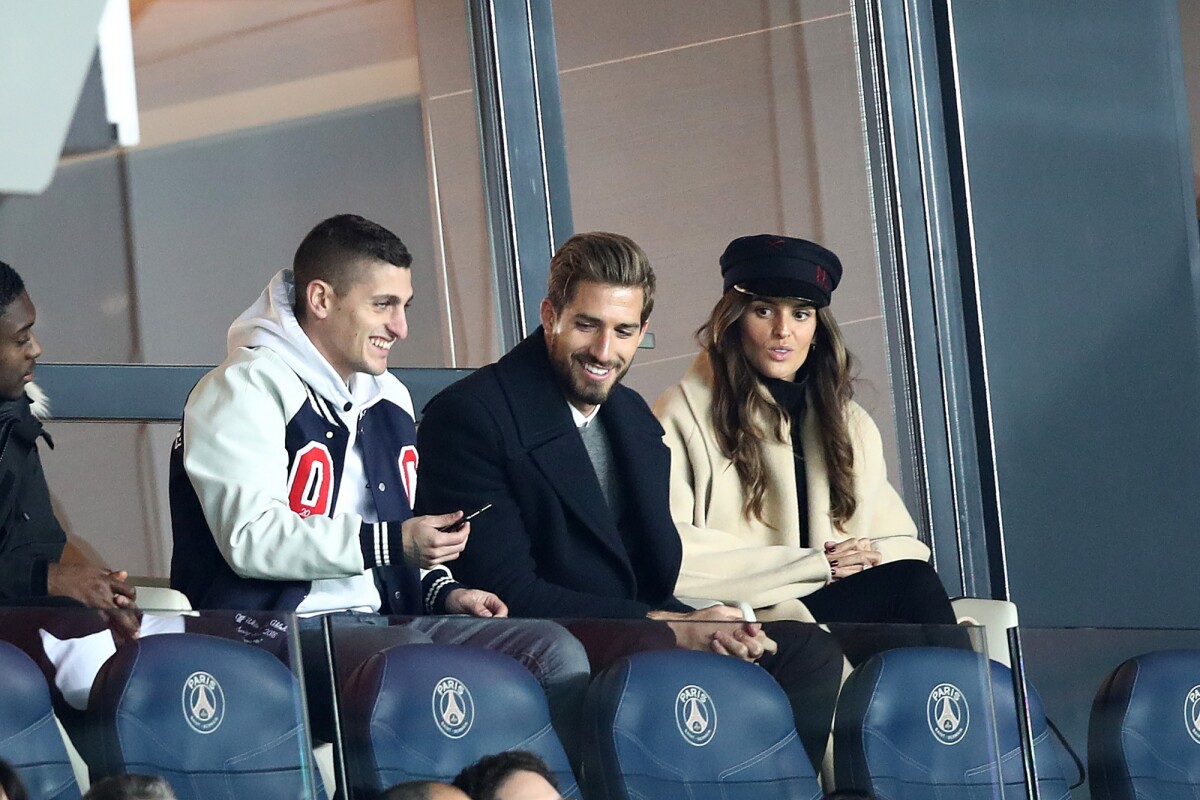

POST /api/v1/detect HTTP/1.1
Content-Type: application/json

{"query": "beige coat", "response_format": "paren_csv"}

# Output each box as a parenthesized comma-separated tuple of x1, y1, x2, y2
(653, 353, 929, 623)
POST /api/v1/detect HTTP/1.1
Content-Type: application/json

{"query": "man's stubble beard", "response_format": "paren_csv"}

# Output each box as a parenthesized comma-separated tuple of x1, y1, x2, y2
(551, 351, 632, 409)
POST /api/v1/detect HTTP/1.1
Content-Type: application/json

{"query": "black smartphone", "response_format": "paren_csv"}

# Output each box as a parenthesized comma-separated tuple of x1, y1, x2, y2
(437, 502, 493, 532)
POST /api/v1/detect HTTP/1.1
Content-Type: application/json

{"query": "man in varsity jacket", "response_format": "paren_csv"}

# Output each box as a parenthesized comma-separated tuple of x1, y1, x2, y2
(169, 214, 588, 746)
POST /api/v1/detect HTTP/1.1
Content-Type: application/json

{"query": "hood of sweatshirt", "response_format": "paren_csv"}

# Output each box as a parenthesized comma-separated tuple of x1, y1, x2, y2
(227, 269, 385, 411)
(26, 382, 48, 419)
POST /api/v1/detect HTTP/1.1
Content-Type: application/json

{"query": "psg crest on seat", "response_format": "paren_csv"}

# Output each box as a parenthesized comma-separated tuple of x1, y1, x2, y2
(432, 676, 474, 739)
(182, 671, 226, 734)
(675, 684, 717, 746)
(927, 682, 969, 745)
(1185, 684, 1200, 744)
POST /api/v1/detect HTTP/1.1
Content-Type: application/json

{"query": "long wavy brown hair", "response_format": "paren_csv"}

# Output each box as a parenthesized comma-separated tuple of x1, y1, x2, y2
(698, 289, 858, 529)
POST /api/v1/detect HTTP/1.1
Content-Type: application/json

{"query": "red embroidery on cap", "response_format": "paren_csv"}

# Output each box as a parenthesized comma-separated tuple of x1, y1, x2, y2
(816, 265, 830, 289)
(767, 238, 786, 250)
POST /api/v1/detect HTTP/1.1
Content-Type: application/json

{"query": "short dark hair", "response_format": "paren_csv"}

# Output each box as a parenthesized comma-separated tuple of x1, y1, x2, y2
(82, 774, 176, 800)
(453, 750, 559, 800)
(546, 232, 655, 324)
(379, 780, 442, 800)
(0, 261, 26, 316)
(292, 214, 412, 320)
(0, 759, 27, 800)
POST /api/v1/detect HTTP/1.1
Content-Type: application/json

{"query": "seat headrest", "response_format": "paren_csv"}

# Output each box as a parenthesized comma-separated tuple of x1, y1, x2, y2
(342, 642, 575, 795)
(0, 640, 80, 800)
(1090, 649, 1200, 799)
(88, 632, 316, 798)
(834, 646, 1067, 798)
(583, 649, 820, 800)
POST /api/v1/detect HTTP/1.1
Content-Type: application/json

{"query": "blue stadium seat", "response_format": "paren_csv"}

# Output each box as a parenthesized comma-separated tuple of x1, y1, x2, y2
(0, 640, 80, 800)
(833, 646, 1071, 798)
(1089, 649, 1200, 800)
(86, 632, 323, 800)
(581, 649, 822, 800)
(341, 643, 578, 798)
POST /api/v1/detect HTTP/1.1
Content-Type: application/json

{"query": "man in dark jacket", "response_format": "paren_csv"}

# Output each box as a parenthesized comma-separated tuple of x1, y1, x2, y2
(416, 232, 843, 770)
(0, 260, 137, 630)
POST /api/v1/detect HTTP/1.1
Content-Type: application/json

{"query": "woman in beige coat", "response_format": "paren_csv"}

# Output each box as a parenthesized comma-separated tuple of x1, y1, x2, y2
(654, 234, 958, 660)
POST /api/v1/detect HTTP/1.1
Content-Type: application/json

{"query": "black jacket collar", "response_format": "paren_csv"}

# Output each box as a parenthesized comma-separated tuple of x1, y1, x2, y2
(0, 394, 51, 449)
(492, 330, 669, 583)
(494, 329, 664, 450)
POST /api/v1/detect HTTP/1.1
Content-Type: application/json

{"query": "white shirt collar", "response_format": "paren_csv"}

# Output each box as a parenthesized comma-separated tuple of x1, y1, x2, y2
(568, 399, 600, 428)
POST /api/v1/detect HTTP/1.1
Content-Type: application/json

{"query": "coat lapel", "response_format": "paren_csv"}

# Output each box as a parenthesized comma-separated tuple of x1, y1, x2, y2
(600, 387, 671, 515)
(599, 388, 680, 599)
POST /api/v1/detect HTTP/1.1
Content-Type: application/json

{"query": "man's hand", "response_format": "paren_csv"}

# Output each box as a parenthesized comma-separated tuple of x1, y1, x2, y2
(400, 512, 471, 568)
(47, 564, 137, 608)
(444, 588, 508, 618)
(825, 538, 882, 581)
(648, 605, 777, 663)
(46, 564, 140, 641)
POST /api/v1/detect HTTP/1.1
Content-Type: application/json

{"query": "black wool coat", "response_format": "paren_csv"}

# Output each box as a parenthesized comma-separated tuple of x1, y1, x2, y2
(415, 330, 688, 620)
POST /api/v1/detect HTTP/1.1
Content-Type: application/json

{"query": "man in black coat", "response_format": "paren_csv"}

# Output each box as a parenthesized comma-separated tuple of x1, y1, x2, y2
(0, 260, 138, 631)
(416, 232, 842, 770)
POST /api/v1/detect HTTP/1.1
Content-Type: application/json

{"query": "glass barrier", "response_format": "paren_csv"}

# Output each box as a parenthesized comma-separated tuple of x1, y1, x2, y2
(20, 2, 495, 598)
(0, 605, 321, 799)
(6, 0, 489, 370)
(323, 616, 1009, 800)
(2, 601, 1092, 800)
(1015, 627, 1200, 800)
(40, 421, 178, 582)
(549, 0, 907, 484)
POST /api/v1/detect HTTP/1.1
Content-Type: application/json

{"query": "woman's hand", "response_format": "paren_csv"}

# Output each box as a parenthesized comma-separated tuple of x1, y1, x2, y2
(824, 538, 881, 581)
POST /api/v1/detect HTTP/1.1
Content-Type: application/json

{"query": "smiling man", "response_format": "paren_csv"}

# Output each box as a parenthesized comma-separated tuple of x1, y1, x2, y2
(416, 232, 844, 771)
(170, 214, 467, 616)
(168, 215, 588, 745)
(0, 260, 139, 617)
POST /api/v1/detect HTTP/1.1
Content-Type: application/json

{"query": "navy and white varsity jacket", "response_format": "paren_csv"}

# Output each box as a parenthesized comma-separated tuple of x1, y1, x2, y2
(169, 270, 459, 615)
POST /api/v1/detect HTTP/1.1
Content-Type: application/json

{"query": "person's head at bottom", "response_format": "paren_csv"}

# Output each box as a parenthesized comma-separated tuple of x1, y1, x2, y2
(0, 759, 27, 800)
(379, 781, 470, 800)
(82, 774, 176, 800)
(453, 750, 561, 800)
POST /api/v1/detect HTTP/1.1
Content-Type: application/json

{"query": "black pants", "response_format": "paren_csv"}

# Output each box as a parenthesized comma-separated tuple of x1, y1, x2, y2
(569, 617, 843, 774)
(801, 559, 969, 665)
(759, 620, 845, 772)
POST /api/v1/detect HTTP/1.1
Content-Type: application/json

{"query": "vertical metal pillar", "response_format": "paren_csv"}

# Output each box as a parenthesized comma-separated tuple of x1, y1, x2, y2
(854, 0, 999, 598)
(467, 0, 574, 348)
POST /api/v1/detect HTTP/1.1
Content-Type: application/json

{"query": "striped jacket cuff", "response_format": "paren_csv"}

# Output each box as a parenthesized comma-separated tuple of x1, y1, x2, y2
(422, 567, 463, 614)
(359, 521, 402, 569)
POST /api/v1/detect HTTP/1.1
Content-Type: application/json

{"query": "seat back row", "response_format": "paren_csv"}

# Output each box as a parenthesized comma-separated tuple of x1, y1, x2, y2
(0, 629, 1196, 800)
